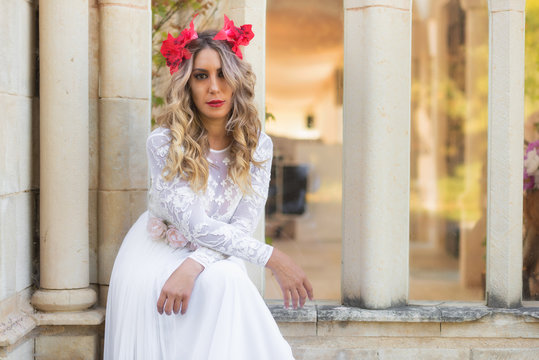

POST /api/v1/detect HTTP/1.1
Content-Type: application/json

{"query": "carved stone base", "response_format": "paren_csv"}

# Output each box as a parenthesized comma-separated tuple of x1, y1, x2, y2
(31, 288, 97, 312)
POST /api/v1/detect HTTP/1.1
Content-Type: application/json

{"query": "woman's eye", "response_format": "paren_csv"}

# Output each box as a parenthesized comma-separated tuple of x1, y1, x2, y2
(194, 73, 207, 80)
(218, 71, 224, 78)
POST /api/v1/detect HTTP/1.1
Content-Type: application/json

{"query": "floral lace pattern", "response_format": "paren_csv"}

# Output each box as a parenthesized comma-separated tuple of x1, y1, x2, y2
(146, 127, 274, 268)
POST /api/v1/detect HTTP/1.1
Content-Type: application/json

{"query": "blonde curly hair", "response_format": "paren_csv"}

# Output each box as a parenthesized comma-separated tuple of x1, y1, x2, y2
(156, 30, 263, 193)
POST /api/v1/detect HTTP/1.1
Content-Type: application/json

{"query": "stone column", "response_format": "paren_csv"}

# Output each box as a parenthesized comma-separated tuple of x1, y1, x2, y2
(413, 16, 439, 246)
(459, 0, 489, 288)
(32, 0, 96, 311)
(486, 0, 525, 308)
(226, 0, 267, 293)
(97, 0, 151, 306)
(431, 1, 451, 253)
(342, 0, 411, 309)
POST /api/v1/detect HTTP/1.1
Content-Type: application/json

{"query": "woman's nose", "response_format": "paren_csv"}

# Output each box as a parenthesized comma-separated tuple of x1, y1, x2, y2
(209, 75, 219, 93)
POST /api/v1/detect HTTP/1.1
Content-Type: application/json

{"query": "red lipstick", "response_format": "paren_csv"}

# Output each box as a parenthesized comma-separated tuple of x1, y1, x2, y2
(207, 100, 225, 107)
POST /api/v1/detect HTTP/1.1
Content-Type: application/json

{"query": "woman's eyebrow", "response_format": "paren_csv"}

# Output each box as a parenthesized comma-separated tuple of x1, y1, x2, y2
(192, 68, 223, 72)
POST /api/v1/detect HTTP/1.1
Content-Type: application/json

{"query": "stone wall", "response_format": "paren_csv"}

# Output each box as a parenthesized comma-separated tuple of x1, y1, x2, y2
(0, 0, 38, 357)
(96, 0, 151, 307)
(271, 303, 539, 359)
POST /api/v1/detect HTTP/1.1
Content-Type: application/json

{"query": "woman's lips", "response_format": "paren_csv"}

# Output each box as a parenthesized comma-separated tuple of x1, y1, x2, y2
(207, 100, 225, 107)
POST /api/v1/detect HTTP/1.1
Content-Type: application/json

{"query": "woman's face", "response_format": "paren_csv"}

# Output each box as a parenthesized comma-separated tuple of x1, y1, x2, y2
(189, 47, 233, 127)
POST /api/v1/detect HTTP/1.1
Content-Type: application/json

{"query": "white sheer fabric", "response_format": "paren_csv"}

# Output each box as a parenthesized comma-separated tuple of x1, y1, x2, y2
(147, 127, 274, 268)
(104, 127, 294, 360)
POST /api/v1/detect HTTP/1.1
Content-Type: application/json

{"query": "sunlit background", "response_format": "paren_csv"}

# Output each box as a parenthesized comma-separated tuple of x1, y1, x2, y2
(262, 0, 539, 302)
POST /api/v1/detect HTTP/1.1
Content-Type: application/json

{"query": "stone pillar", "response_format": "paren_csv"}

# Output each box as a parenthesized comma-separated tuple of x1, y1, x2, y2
(97, 0, 151, 306)
(412, 15, 439, 246)
(225, 0, 267, 293)
(486, 0, 525, 308)
(431, 1, 451, 253)
(459, 0, 488, 288)
(32, 0, 96, 311)
(342, 0, 411, 309)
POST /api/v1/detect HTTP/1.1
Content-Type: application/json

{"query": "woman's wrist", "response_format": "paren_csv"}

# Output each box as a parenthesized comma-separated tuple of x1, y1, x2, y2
(265, 247, 283, 271)
(180, 257, 205, 276)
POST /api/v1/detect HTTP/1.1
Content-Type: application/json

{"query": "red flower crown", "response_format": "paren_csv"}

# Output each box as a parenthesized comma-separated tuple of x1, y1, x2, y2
(160, 15, 255, 75)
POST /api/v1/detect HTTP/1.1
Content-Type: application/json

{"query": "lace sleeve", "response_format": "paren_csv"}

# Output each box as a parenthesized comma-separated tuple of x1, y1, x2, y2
(147, 129, 274, 267)
(188, 134, 274, 268)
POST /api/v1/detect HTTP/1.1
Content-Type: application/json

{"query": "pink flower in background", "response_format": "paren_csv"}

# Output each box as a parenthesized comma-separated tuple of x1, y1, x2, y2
(166, 227, 188, 248)
(147, 216, 167, 240)
(524, 140, 539, 191)
(524, 168, 534, 191)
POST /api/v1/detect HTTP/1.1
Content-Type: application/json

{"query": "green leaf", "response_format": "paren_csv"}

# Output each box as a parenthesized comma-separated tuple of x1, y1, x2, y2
(152, 53, 166, 68)
(153, 96, 165, 107)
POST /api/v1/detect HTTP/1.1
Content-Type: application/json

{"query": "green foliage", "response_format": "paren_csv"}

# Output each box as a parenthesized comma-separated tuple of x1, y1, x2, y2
(265, 107, 275, 122)
(526, 1, 539, 107)
(436, 161, 484, 223)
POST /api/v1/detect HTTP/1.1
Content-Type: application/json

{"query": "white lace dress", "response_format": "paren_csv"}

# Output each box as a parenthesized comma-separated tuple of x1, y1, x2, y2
(104, 127, 294, 360)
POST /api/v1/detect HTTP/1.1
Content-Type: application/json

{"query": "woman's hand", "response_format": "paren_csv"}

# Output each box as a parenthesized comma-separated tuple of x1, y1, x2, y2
(266, 248, 314, 309)
(157, 258, 204, 315)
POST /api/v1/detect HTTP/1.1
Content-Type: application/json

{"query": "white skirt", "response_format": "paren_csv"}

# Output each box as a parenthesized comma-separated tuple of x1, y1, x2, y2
(104, 211, 294, 360)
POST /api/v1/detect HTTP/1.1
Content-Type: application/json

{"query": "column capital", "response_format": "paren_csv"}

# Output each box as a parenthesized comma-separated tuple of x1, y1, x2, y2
(488, 0, 525, 12)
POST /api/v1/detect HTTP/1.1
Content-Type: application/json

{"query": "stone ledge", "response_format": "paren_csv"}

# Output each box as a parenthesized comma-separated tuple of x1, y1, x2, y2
(32, 308, 105, 326)
(268, 302, 539, 323)
(267, 305, 317, 323)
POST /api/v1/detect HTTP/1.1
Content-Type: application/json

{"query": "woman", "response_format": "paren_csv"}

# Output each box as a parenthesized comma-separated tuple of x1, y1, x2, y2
(104, 17, 313, 360)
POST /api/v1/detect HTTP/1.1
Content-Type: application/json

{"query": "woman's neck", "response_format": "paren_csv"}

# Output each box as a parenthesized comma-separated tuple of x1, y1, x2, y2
(203, 118, 231, 150)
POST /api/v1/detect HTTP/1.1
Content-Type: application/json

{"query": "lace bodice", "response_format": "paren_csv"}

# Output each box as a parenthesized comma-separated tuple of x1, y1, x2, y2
(146, 127, 274, 268)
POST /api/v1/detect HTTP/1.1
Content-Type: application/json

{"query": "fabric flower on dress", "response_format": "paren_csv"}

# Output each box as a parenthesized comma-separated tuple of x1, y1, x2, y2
(147, 216, 168, 241)
(166, 226, 188, 248)
(213, 15, 254, 59)
(147, 215, 198, 250)
(160, 15, 199, 75)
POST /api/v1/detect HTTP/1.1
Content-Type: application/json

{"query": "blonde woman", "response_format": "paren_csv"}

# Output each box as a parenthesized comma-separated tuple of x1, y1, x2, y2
(104, 19, 313, 360)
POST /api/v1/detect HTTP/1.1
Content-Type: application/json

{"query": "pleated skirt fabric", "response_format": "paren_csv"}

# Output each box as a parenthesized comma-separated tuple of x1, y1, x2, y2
(104, 211, 294, 360)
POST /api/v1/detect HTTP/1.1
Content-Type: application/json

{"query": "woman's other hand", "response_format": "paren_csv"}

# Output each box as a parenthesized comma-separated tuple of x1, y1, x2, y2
(266, 248, 314, 309)
(157, 258, 204, 315)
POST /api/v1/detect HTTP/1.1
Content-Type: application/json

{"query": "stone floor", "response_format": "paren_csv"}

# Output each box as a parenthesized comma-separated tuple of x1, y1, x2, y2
(264, 238, 484, 302)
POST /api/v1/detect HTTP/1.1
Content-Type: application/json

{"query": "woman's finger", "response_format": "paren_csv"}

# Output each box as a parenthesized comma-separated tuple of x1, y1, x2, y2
(180, 295, 190, 315)
(297, 285, 308, 308)
(157, 292, 167, 314)
(304, 278, 314, 301)
(282, 286, 291, 309)
(290, 287, 300, 309)
(164, 296, 174, 315)
(173, 296, 182, 314)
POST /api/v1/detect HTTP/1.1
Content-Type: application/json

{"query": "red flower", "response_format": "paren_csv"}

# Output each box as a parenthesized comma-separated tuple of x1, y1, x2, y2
(160, 15, 199, 75)
(213, 15, 254, 59)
